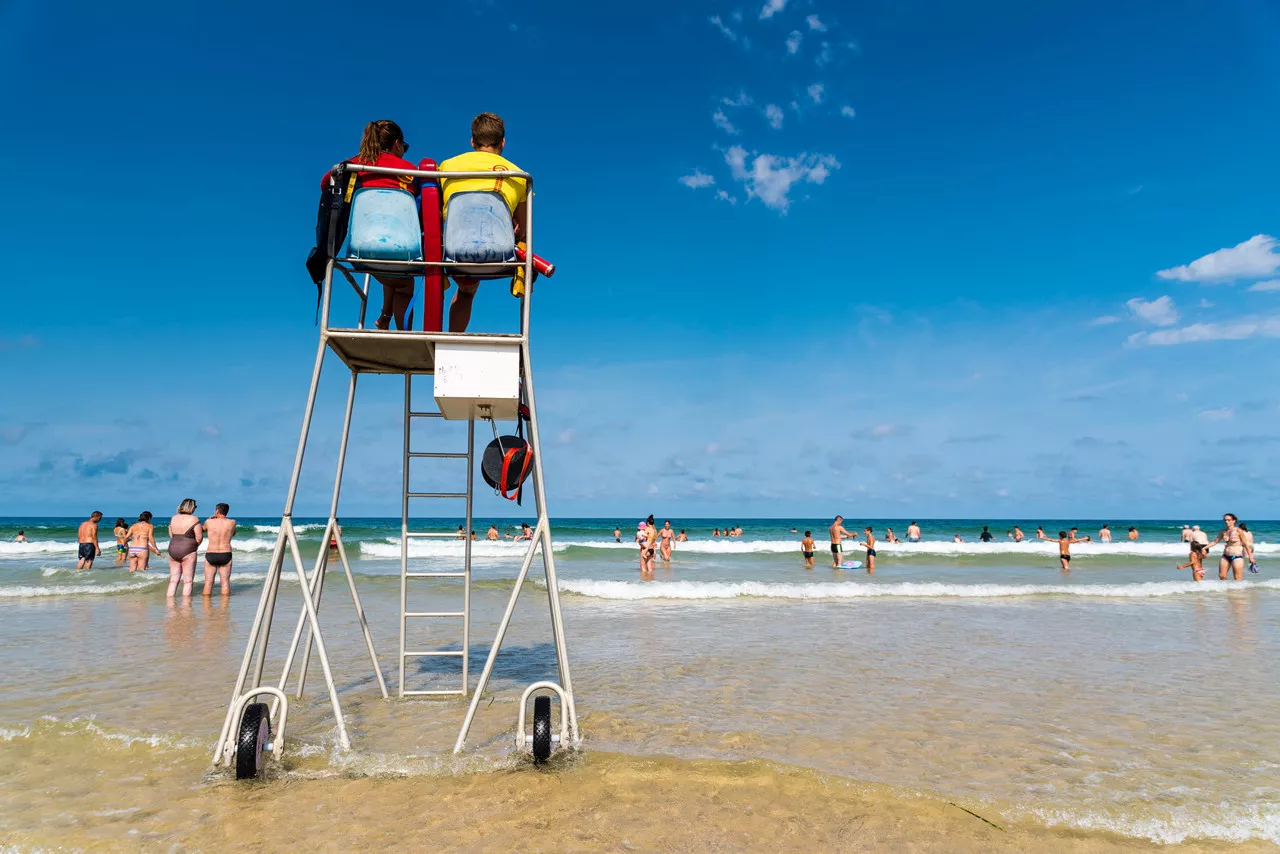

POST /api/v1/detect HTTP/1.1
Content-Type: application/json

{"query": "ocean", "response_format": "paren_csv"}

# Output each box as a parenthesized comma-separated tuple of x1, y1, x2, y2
(1, 516, 1277, 851)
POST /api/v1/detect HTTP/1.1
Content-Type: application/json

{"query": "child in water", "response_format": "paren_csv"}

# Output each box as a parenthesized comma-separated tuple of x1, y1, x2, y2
(800, 531, 816, 568)
(1177, 541, 1207, 582)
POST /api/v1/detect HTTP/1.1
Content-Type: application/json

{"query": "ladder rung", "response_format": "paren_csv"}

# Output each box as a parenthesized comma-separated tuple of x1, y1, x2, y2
(402, 689, 466, 696)
(407, 451, 468, 459)
(408, 411, 444, 418)
(403, 650, 466, 657)
(406, 492, 468, 499)
(404, 533, 464, 539)
(405, 571, 467, 578)
(404, 611, 465, 618)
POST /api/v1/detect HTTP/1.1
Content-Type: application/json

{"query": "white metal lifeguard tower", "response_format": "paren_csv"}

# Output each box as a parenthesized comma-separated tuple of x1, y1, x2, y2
(212, 160, 578, 779)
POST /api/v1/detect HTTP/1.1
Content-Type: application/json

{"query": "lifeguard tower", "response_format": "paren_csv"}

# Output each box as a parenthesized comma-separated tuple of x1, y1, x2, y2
(212, 160, 578, 779)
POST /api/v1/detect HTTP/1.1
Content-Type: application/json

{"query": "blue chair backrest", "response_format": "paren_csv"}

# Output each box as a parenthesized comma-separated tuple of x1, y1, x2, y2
(442, 191, 517, 273)
(344, 188, 423, 262)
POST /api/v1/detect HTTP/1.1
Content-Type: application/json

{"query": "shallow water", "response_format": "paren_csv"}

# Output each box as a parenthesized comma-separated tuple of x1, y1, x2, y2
(2, 517, 1278, 850)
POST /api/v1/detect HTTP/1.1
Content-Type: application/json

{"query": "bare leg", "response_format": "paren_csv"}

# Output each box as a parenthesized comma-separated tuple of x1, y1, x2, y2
(1233, 557, 1245, 582)
(374, 276, 416, 329)
(867, 554, 875, 574)
(203, 559, 216, 596)
(180, 554, 196, 597)
(219, 559, 232, 595)
(167, 557, 181, 597)
(1219, 556, 1229, 581)
(449, 279, 479, 332)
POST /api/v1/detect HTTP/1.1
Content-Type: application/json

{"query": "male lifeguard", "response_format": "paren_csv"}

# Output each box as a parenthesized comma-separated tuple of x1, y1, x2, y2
(439, 112, 529, 332)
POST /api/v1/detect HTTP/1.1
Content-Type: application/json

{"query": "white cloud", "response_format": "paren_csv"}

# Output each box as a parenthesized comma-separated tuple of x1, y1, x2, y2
(1088, 315, 1122, 327)
(786, 30, 802, 54)
(840, 105, 856, 118)
(1126, 295, 1178, 327)
(764, 104, 784, 129)
(1199, 407, 1234, 421)
(1126, 315, 1280, 347)
(200, 425, 220, 438)
(1156, 234, 1280, 283)
(807, 82, 825, 104)
(806, 14, 827, 31)
(647, 483, 660, 495)
(715, 189, 738, 205)
(709, 15, 738, 41)
(1198, 298, 1214, 308)
(713, 110, 738, 135)
(724, 146, 840, 212)
(721, 90, 753, 108)
(759, 0, 787, 20)
(1249, 279, 1280, 292)
(556, 428, 576, 445)
(679, 170, 715, 189)
(815, 40, 832, 66)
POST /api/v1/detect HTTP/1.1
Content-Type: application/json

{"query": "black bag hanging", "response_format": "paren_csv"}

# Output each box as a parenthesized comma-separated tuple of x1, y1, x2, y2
(480, 396, 534, 503)
(305, 165, 361, 321)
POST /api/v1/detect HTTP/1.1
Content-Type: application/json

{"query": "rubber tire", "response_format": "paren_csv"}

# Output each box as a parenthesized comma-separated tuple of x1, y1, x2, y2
(531, 695, 552, 764)
(235, 702, 271, 780)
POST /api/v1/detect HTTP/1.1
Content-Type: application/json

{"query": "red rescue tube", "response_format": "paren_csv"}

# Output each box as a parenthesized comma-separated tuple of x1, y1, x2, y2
(418, 158, 445, 331)
(515, 246, 555, 278)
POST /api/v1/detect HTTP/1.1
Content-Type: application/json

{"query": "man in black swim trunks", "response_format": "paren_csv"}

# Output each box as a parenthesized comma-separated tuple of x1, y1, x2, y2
(76, 511, 103, 569)
(202, 503, 237, 596)
(829, 515, 852, 568)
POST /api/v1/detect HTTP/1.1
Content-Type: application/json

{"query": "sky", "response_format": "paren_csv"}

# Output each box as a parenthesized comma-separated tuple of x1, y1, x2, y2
(1, 0, 1279, 520)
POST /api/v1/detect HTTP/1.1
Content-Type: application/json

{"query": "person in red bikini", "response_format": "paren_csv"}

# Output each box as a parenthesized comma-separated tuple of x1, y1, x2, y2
(323, 120, 419, 330)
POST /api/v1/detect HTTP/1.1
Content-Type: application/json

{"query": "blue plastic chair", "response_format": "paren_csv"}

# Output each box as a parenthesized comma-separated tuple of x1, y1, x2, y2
(442, 191, 518, 279)
(343, 188, 423, 270)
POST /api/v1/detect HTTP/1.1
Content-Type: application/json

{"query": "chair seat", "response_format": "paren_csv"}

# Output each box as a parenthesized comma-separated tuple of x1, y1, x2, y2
(344, 188, 424, 264)
(443, 192, 517, 279)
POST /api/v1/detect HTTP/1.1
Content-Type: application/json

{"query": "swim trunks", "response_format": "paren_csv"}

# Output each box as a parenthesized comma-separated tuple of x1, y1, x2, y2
(78, 543, 96, 561)
(830, 544, 841, 555)
(866, 548, 877, 558)
(206, 552, 233, 567)
(907, 536, 920, 542)
(1062, 554, 1071, 563)
(803, 551, 814, 559)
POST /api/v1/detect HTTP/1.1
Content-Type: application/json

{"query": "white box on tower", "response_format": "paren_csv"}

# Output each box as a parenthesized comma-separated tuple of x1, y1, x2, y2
(433, 341, 521, 421)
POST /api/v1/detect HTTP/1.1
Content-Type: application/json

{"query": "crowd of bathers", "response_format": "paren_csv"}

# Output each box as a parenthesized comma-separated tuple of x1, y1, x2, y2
(69, 501, 239, 598)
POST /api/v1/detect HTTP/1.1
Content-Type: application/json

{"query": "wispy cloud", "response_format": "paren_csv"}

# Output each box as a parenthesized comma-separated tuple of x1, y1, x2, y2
(709, 15, 739, 41)
(786, 30, 802, 54)
(806, 14, 827, 31)
(679, 170, 716, 189)
(852, 423, 912, 440)
(759, 0, 787, 20)
(764, 104, 784, 129)
(721, 91, 753, 107)
(1199, 407, 1234, 421)
(839, 105, 856, 118)
(712, 109, 738, 135)
(1156, 234, 1280, 284)
(1127, 316, 1280, 347)
(1126, 295, 1178, 327)
(806, 82, 825, 104)
(715, 189, 737, 205)
(1249, 279, 1280, 292)
(1088, 315, 1123, 327)
(724, 146, 840, 212)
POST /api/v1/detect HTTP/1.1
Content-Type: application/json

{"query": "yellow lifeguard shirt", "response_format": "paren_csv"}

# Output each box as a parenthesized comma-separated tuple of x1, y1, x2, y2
(438, 151, 527, 216)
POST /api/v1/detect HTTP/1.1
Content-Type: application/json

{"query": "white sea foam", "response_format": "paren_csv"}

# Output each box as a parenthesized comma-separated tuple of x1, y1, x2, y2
(0, 579, 167, 598)
(0, 540, 80, 556)
(248, 524, 326, 534)
(1031, 803, 1280, 845)
(556, 578, 1280, 601)
(361, 539, 545, 559)
(555, 538, 1280, 558)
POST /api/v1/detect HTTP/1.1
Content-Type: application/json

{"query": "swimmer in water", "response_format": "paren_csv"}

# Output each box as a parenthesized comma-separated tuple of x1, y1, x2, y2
(800, 531, 816, 568)
(1053, 530, 1089, 571)
(1204, 513, 1255, 581)
(906, 521, 921, 542)
(862, 527, 877, 574)
(1010, 526, 1024, 542)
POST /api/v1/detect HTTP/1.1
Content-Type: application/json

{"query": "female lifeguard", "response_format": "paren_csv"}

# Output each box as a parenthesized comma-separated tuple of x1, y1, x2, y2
(329, 120, 419, 330)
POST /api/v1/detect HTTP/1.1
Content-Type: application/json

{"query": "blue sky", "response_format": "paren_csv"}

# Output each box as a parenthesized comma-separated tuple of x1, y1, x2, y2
(1, 0, 1279, 519)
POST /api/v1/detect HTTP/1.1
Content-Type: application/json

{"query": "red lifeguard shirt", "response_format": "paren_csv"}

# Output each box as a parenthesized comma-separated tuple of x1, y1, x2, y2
(319, 152, 419, 193)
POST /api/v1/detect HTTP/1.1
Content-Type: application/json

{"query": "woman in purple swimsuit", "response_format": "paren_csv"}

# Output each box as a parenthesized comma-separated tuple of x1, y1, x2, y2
(166, 498, 203, 598)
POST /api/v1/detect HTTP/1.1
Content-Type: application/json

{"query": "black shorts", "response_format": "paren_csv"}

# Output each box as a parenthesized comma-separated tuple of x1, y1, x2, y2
(206, 551, 233, 567)
(78, 543, 96, 561)
(866, 548, 877, 558)
(1062, 554, 1071, 563)
(830, 544, 841, 555)
(803, 551, 814, 559)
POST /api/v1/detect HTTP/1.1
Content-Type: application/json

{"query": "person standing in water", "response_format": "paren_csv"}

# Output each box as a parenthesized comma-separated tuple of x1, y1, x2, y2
(800, 531, 816, 568)
(613, 527, 621, 543)
(126, 511, 161, 572)
(1127, 526, 1140, 541)
(1053, 530, 1089, 571)
(659, 520, 675, 562)
(113, 518, 129, 565)
(1204, 513, 1255, 581)
(1238, 524, 1258, 573)
(905, 521, 921, 542)
(1177, 541, 1207, 582)
(76, 511, 103, 569)
(1099, 524, 1112, 543)
(829, 515, 853, 568)
(166, 499, 203, 598)
(979, 526, 995, 542)
(202, 503, 237, 597)
(1010, 526, 1025, 542)
(676, 530, 688, 542)
(862, 527, 878, 574)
